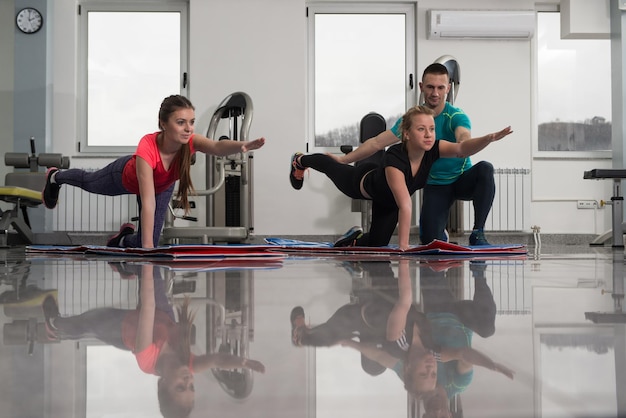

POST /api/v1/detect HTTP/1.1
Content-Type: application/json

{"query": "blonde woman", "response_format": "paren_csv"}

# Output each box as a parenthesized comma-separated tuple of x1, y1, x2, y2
(289, 106, 511, 250)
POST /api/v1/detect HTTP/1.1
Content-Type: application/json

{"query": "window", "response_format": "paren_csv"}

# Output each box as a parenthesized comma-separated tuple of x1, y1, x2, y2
(307, 3, 416, 151)
(78, 2, 188, 154)
(537, 11, 611, 154)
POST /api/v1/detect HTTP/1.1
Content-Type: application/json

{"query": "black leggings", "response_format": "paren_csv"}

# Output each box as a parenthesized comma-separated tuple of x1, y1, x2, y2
(419, 266, 496, 338)
(419, 161, 495, 244)
(300, 154, 398, 247)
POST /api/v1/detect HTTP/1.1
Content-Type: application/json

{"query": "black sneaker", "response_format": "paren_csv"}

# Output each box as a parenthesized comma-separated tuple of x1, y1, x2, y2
(42, 295, 60, 340)
(290, 306, 306, 346)
(333, 226, 363, 247)
(289, 153, 307, 190)
(469, 228, 490, 246)
(106, 223, 135, 247)
(42, 167, 61, 209)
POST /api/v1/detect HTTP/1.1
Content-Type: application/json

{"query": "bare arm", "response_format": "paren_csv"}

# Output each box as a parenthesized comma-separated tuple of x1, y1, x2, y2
(439, 346, 514, 379)
(385, 166, 413, 251)
(454, 125, 472, 143)
(192, 352, 266, 373)
(341, 339, 399, 368)
(192, 134, 266, 156)
(136, 157, 157, 249)
(439, 126, 513, 159)
(386, 260, 413, 340)
(333, 130, 399, 164)
(135, 265, 156, 353)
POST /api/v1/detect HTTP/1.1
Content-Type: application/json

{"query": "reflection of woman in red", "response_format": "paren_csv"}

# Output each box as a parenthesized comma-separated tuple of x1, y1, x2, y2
(43, 263, 265, 418)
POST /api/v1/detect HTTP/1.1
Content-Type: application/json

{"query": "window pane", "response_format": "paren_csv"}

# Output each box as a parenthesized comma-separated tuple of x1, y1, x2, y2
(87, 12, 181, 148)
(537, 12, 611, 151)
(314, 13, 406, 147)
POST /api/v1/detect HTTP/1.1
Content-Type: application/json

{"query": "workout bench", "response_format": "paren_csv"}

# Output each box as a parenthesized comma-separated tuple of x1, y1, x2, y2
(583, 168, 626, 247)
(0, 142, 69, 247)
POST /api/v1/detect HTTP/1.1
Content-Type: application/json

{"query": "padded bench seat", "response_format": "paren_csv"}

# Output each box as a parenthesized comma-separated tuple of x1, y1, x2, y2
(584, 169, 626, 179)
(0, 185, 43, 246)
(0, 186, 43, 207)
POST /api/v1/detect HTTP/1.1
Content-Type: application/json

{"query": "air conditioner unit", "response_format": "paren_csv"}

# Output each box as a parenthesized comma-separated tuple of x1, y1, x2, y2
(428, 10, 535, 40)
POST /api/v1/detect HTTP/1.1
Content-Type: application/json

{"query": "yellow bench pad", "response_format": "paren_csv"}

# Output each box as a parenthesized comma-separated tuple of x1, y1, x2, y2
(0, 186, 43, 206)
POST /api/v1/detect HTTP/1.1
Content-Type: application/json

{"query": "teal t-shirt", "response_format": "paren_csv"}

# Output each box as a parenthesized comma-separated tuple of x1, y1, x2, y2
(428, 312, 474, 398)
(389, 312, 474, 399)
(390, 102, 472, 185)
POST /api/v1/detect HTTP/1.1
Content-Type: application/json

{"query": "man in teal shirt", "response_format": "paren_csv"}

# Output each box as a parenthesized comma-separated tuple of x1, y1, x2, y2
(335, 63, 497, 245)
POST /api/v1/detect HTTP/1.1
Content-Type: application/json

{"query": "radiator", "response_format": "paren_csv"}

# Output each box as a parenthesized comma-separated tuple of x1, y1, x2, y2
(52, 186, 138, 232)
(463, 168, 531, 232)
(482, 260, 530, 315)
(445, 260, 530, 316)
(51, 261, 140, 314)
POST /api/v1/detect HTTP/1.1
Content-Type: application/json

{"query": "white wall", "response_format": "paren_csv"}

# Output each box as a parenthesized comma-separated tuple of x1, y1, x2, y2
(0, 0, 14, 184)
(45, 0, 616, 237)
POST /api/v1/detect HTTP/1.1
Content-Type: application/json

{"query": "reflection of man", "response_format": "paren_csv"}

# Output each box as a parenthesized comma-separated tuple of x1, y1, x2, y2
(418, 259, 513, 418)
(335, 63, 497, 246)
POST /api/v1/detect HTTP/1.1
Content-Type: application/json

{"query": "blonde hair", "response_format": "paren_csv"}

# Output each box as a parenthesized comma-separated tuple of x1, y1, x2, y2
(399, 105, 435, 144)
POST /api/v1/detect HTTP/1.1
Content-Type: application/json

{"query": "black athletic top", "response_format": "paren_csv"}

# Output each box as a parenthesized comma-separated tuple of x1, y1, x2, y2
(362, 141, 441, 208)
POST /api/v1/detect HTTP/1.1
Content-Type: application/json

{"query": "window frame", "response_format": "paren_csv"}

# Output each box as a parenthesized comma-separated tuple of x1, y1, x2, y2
(77, 1, 189, 155)
(533, 7, 612, 160)
(306, 2, 416, 154)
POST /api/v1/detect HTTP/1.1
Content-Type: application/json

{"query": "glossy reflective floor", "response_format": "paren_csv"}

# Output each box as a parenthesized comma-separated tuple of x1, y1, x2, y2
(0, 242, 624, 418)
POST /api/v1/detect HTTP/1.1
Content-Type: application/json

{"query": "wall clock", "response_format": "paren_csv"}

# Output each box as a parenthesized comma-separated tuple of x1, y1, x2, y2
(16, 7, 43, 34)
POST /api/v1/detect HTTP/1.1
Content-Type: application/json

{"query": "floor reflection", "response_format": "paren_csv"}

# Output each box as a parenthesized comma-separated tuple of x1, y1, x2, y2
(0, 247, 623, 418)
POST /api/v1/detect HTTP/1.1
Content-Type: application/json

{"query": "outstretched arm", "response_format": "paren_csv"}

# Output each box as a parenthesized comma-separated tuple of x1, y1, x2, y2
(438, 126, 513, 159)
(440, 346, 514, 379)
(193, 134, 266, 156)
(341, 339, 399, 368)
(331, 130, 399, 164)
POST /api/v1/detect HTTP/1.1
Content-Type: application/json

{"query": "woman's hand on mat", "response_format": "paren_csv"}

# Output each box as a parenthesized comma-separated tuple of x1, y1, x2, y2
(399, 243, 411, 251)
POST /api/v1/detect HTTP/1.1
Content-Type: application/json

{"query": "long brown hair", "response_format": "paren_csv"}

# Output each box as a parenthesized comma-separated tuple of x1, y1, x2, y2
(158, 95, 196, 213)
(157, 296, 196, 418)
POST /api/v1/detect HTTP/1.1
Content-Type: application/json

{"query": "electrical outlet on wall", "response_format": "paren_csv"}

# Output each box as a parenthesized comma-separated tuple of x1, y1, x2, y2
(577, 200, 598, 209)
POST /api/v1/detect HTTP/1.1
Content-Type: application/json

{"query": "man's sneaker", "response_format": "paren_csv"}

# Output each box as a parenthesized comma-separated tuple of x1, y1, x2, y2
(333, 226, 363, 247)
(289, 152, 307, 190)
(469, 260, 487, 278)
(290, 306, 306, 346)
(469, 228, 490, 246)
(106, 223, 135, 247)
(442, 229, 449, 242)
(42, 167, 61, 209)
